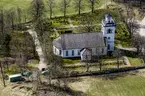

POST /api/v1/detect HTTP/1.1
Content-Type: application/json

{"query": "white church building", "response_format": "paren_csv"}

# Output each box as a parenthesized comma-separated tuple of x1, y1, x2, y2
(53, 14, 116, 60)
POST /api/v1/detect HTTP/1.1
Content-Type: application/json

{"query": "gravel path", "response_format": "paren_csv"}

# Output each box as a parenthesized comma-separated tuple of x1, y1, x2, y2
(27, 29, 47, 70)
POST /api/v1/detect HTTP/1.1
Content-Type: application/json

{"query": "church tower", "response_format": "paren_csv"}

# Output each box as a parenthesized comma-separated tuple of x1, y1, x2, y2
(102, 14, 116, 52)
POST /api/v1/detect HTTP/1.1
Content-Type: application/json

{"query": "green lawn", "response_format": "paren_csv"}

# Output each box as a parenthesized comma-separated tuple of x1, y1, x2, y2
(88, 75, 145, 96)
(4, 59, 39, 75)
(63, 59, 80, 64)
(0, 0, 109, 17)
(70, 74, 145, 96)
(128, 57, 144, 66)
(0, 0, 30, 10)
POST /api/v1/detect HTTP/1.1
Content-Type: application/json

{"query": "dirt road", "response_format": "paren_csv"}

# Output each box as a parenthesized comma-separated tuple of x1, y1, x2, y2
(27, 29, 47, 70)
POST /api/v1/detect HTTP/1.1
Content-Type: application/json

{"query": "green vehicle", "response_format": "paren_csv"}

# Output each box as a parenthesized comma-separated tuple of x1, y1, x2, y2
(9, 74, 23, 82)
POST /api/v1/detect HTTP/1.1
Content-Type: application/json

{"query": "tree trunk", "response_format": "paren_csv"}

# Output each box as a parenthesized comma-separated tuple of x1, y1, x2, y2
(78, 1, 81, 15)
(117, 58, 119, 69)
(64, 0, 67, 18)
(139, 0, 142, 9)
(49, 6, 52, 19)
(91, 2, 94, 13)
(86, 62, 89, 72)
(0, 62, 6, 87)
(99, 62, 102, 71)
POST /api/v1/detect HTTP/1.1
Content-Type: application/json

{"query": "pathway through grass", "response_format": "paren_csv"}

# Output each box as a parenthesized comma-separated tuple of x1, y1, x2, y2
(27, 29, 47, 70)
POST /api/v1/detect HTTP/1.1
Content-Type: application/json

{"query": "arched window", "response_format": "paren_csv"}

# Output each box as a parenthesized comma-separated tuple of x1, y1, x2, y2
(108, 44, 110, 50)
(107, 29, 112, 33)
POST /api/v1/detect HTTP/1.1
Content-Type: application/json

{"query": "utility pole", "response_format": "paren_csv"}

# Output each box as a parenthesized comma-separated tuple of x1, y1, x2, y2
(0, 62, 6, 87)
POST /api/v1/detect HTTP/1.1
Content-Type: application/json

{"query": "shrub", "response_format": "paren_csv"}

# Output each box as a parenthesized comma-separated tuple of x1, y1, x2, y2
(4, 65, 20, 75)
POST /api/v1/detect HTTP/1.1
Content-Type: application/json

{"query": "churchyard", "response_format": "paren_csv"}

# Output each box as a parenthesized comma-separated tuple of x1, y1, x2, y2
(0, 0, 145, 96)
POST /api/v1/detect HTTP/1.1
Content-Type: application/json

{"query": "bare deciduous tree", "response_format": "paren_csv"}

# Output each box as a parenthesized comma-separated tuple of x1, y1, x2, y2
(0, 9, 5, 52)
(132, 34, 145, 55)
(30, 0, 45, 20)
(74, 0, 83, 15)
(96, 48, 103, 71)
(16, 7, 22, 29)
(124, 2, 139, 38)
(47, 0, 54, 18)
(32, 69, 41, 95)
(0, 61, 6, 87)
(0, 9, 4, 37)
(60, 0, 71, 18)
(79, 14, 96, 32)
(7, 9, 16, 30)
(113, 49, 122, 69)
(89, 0, 96, 13)
(140, 44, 145, 63)
(2, 34, 11, 57)
(85, 56, 90, 72)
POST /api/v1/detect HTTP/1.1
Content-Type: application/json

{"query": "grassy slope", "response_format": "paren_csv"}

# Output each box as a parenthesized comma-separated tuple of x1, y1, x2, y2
(0, 0, 108, 16)
(63, 59, 80, 64)
(0, 0, 30, 10)
(88, 75, 145, 96)
(128, 57, 144, 66)
(70, 74, 145, 96)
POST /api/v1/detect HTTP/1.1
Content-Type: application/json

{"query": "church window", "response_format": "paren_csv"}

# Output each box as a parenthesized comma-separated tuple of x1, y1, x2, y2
(107, 29, 112, 33)
(59, 50, 61, 55)
(108, 44, 110, 50)
(78, 50, 80, 55)
(66, 51, 68, 56)
(72, 50, 74, 56)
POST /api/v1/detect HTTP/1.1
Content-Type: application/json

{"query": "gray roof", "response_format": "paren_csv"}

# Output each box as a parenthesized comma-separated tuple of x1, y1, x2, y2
(53, 32, 105, 50)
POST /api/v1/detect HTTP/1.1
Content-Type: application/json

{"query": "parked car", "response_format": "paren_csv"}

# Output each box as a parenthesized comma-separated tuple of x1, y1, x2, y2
(9, 74, 23, 82)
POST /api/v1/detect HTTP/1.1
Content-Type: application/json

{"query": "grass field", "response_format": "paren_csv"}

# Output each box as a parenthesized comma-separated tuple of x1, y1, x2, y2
(0, 0, 109, 17)
(69, 72, 145, 96)
(128, 57, 144, 66)
(0, 0, 30, 10)
(63, 59, 80, 64)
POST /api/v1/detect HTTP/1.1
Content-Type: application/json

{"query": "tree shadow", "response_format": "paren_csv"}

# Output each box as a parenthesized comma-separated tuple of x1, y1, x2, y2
(39, 83, 86, 96)
(65, 77, 83, 83)
(97, 70, 139, 80)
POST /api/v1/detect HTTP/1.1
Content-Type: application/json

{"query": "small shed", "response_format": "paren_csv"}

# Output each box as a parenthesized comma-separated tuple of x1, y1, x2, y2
(81, 48, 92, 61)
(9, 74, 22, 82)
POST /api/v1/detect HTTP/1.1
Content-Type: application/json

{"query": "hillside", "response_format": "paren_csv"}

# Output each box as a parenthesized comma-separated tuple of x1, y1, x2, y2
(0, 0, 109, 17)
